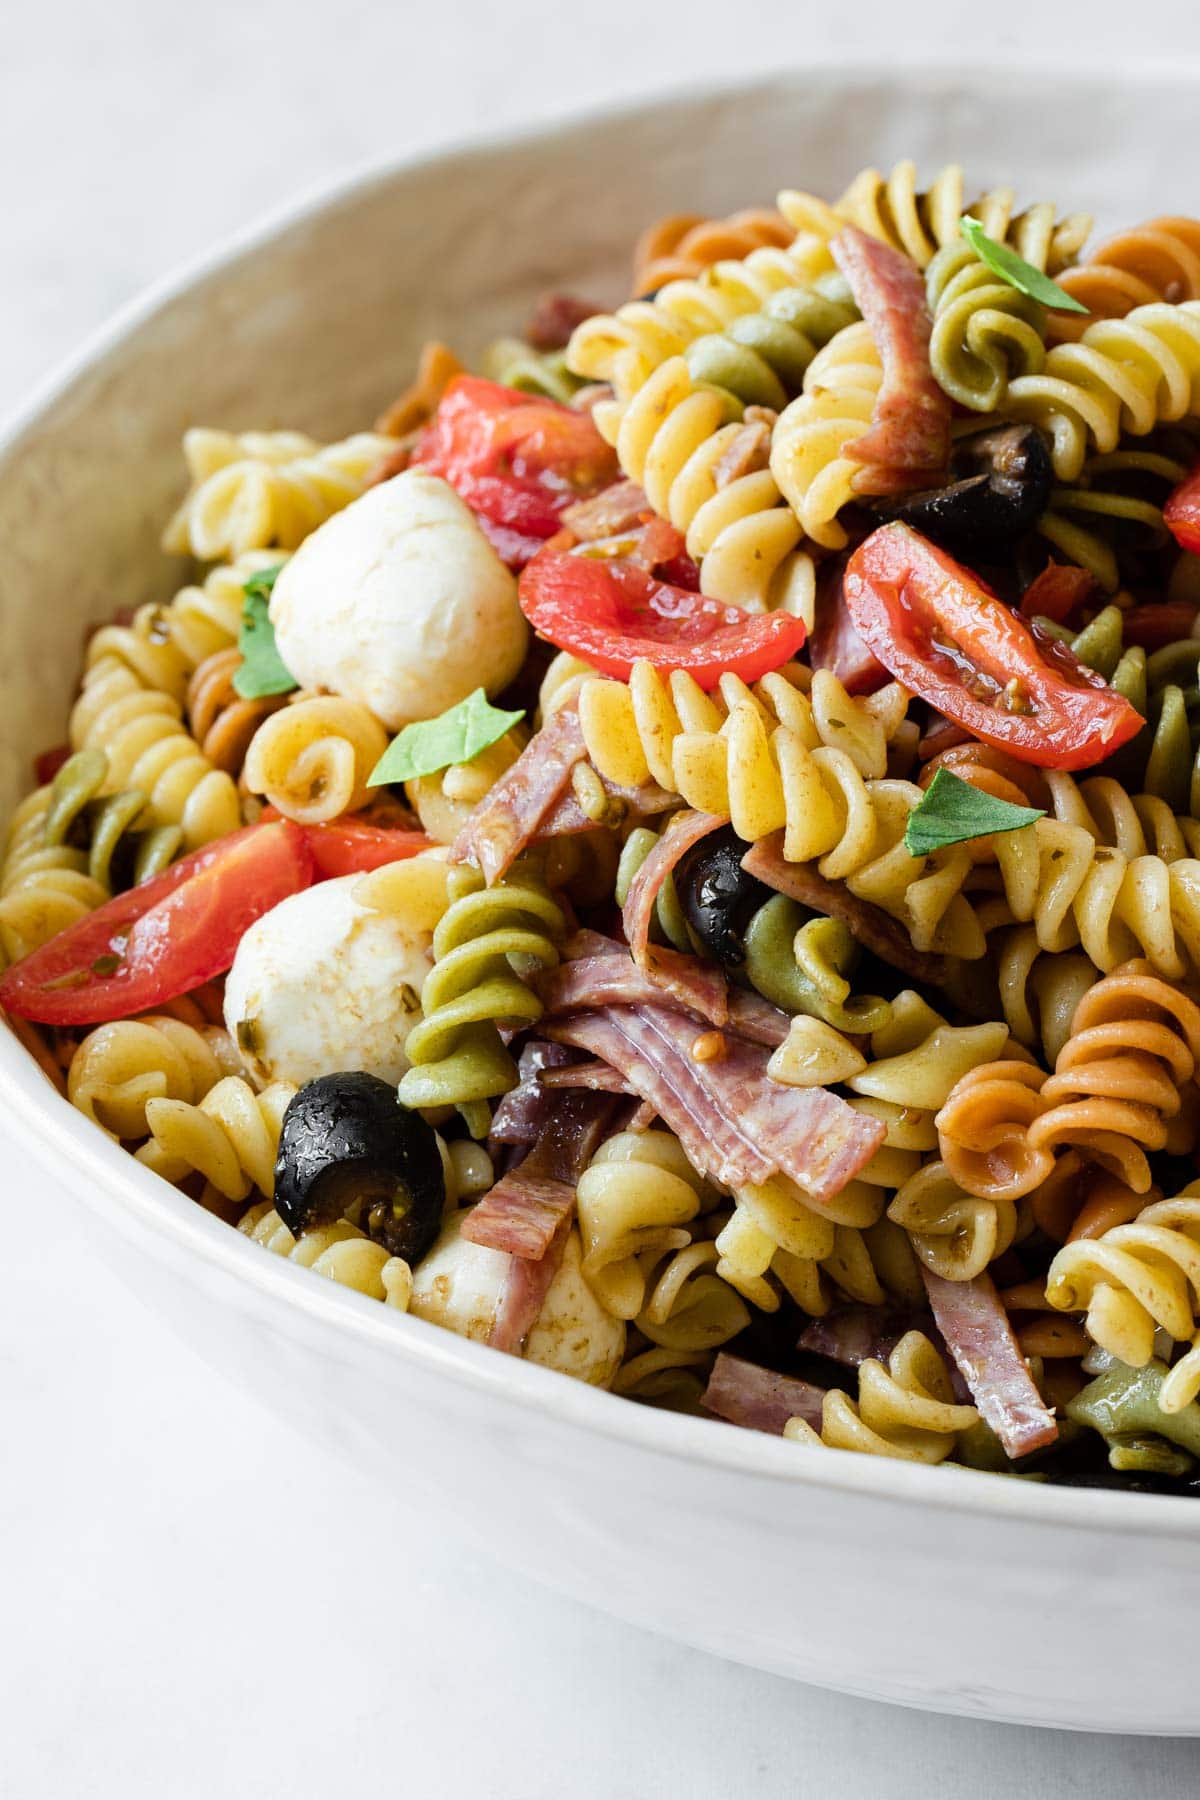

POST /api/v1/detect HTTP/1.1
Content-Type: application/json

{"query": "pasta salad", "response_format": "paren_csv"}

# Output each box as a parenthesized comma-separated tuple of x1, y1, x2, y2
(7, 160, 1200, 1490)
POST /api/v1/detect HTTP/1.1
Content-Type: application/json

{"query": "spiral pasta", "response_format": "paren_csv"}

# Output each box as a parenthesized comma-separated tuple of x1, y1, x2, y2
(162, 428, 393, 561)
(1046, 1191, 1200, 1380)
(768, 321, 882, 548)
(480, 336, 581, 404)
(242, 695, 389, 825)
(576, 1129, 707, 1317)
(677, 282, 858, 413)
(925, 239, 1047, 412)
(1048, 217, 1200, 342)
(239, 1198, 413, 1308)
(185, 647, 289, 779)
(779, 160, 1091, 275)
(68, 1014, 241, 1140)
(938, 962, 1200, 1204)
(86, 554, 283, 710)
(69, 654, 241, 850)
(783, 1330, 978, 1464)
(136, 1076, 296, 1200)
(1001, 301, 1200, 483)
(396, 861, 564, 1130)
(566, 235, 840, 401)
(591, 357, 816, 614)
(631, 207, 795, 294)
(1036, 445, 1187, 593)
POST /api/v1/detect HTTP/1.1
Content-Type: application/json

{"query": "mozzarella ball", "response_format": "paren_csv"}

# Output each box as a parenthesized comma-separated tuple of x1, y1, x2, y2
(269, 470, 527, 729)
(223, 873, 432, 1088)
(525, 1230, 627, 1387)
(410, 1212, 625, 1386)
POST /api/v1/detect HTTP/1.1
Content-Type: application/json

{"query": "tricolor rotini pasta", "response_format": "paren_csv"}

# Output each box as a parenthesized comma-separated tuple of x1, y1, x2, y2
(12, 159, 1200, 1491)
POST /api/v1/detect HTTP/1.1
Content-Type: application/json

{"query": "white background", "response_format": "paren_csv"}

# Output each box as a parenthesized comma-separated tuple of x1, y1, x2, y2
(6, 4, 1200, 1795)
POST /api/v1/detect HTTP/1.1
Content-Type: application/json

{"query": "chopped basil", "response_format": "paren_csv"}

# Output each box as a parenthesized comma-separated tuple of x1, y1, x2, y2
(959, 216, 1090, 315)
(233, 569, 299, 700)
(904, 767, 1046, 857)
(368, 688, 524, 787)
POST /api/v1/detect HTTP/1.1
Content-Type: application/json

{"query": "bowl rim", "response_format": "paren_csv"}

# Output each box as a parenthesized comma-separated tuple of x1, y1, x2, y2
(6, 58, 1200, 1537)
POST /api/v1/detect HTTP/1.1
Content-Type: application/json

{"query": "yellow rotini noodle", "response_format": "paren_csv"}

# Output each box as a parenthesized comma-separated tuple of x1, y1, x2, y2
(591, 357, 817, 615)
(162, 428, 393, 561)
(239, 1198, 412, 1307)
(242, 695, 390, 825)
(783, 1330, 979, 1464)
(136, 1077, 297, 1200)
(68, 1015, 242, 1141)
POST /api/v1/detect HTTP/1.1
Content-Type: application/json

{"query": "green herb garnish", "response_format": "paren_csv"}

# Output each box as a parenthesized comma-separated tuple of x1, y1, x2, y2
(904, 767, 1046, 857)
(368, 688, 524, 787)
(233, 565, 298, 700)
(960, 216, 1089, 314)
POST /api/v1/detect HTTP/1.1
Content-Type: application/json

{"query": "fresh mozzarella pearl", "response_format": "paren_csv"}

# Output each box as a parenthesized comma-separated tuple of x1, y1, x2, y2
(410, 1213, 625, 1386)
(269, 470, 527, 730)
(223, 874, 432, 1089)
(524, 1230, 626, 1387)
(409, 1210, 512, 1345)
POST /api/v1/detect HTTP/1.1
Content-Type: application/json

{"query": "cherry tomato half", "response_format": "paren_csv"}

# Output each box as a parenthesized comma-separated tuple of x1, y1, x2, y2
(1164, 465, 1200, 556)
(413, 376, 618, 561)
(518, 549, 807, 688)
(844, 523, 1144, 771)
(1017, 561, 1098, 628)
(303, 821, 432, 879)
(0, 821, 313, 1026)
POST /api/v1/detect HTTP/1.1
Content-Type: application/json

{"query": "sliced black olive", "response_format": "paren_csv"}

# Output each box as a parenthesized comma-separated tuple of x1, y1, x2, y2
(672, 825, 769, 967)
(274, 1072, 445, 1264)
(871, 424, 1054, 556)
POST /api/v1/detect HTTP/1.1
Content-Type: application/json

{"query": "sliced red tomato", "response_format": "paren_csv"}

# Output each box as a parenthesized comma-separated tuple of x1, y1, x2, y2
(303, 821, 432, 879)
(1164, 465, 1200, 555)
(0, 821, 312, 1026)
(1018, 561, 1098, 627)
(1120, 601, 1200, 651)
(844, 524, 1144, 771)
(413, 376, 618, 561)
(518, 549, 806, 688)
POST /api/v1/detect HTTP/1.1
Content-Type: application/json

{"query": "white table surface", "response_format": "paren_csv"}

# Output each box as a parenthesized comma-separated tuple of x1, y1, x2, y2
(5, 5, 1200, 1795)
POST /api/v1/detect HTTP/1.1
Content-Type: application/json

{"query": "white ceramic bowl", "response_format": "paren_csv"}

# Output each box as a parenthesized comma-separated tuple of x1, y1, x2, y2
(4, 65, 1200, 1735)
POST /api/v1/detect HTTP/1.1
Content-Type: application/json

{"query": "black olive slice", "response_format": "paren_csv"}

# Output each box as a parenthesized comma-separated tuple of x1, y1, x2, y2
(672, 825, 769, 967)
(274, 1072, 445, 1265)
(871, 424, 1054, 556)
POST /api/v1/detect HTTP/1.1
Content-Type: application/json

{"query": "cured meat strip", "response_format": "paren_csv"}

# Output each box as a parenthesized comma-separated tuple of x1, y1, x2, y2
(451, 706, 587, 883)
(463, 1167, 575, 1259)
(702, 1354, 826, 1433)
(538, 1061, 635, 1093)
(622, 809, 728, 965)
(831, 225, 951, 495)
(638, 1004, 883, 1202)
(489, 1040, 580, 1149)
(467, 1085, 622, 1259)
(561, 477, 650, 539)
(741, 834, 957, 988)
(549, 1009, 776, 1188)
(808, 558, 889, 696)
(537, 948, 789, 1048)
(526, 292, 601, 352)
(489, 1213, 572, 1356)
(921, 1268, 1059, 1460)
(548, 1002, 883, 1200)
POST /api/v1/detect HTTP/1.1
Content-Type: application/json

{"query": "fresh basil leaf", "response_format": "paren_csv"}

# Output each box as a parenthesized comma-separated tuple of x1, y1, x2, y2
(904, 767, 1046, 857)
(233, 591, 299, 699)
(959, 216, 1090, 315)
(243, 562, 285, 604)
(368, 688, 524, 787)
